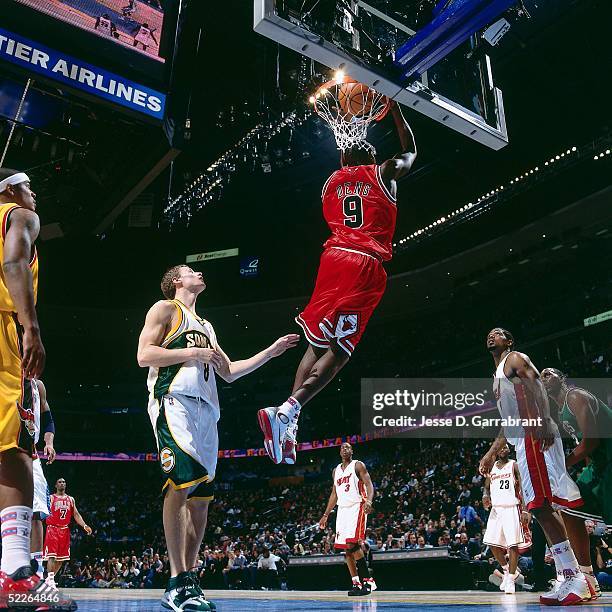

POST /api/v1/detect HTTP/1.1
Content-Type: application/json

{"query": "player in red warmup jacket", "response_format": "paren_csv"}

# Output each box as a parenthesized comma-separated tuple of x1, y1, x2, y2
(44, 478, 91, 588)
(258, 100, 417, 465)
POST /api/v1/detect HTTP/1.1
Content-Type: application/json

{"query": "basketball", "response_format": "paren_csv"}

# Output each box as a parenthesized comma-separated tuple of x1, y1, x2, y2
(338, 82, 373, 117)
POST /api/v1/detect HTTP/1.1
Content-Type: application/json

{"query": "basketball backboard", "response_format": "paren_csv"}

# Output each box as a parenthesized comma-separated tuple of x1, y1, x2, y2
(254, 0, 509, 149)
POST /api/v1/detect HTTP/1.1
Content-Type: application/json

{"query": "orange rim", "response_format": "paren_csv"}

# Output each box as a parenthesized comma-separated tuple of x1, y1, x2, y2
(312, 78, 390, 122)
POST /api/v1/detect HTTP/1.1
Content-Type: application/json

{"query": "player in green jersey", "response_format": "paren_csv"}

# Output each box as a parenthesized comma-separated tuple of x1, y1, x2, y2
(542, 368, 611, 530)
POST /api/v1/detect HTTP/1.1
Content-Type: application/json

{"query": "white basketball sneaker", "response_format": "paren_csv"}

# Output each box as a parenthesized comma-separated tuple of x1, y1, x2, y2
(504, 574, 516, 594)
(257, 407, 287, 464)
(584, 573, 601, 599)
(45, 572, 57, 589)
(539, 576, 563, 605)
(281, 419, 298, 464)
(541, 576, 591, 606)
(499, 571, 509, 592)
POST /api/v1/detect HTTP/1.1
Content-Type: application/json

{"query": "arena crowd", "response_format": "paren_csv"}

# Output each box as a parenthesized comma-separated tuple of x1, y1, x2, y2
(57, 439, 611, 591)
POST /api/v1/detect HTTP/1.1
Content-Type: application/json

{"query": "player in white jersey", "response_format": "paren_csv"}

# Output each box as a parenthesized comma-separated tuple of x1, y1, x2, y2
(133, 23, 158, 52)
(137, 264, 298, 612)
(482, 443, 529, 594)
(319, 443, 375, 596)
(29, 379, 55, 579)
(479, 328, 592, 605)
(94, 14, 118, 39)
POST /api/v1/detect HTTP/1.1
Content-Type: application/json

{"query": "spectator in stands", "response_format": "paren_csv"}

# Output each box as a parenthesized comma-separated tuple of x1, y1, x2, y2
(121, 558, 141, 588)
(457, 484, 471, 504)
(587, 521, 612, 589)
(458, 499, 483, 537)
(139, 560, 155, 588)
(223, 548, 248, 589)
(416, 536, 432, 550)
(425, 521, 439, 546)
(451, 532, 472, 560)
(256, 547, 282, 589)
(468, 532, 484, 559)
(472, 499, 487, 524)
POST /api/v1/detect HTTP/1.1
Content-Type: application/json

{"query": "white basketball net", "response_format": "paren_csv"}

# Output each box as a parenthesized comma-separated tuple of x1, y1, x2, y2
(311, 79, 389, 151)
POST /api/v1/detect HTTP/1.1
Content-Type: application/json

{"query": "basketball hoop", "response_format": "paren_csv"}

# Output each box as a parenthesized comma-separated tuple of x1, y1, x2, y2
(310, 77, 390, 151)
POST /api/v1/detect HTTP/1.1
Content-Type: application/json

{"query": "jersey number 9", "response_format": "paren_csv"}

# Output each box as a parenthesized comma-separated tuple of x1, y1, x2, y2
(343, 195, 364, 229)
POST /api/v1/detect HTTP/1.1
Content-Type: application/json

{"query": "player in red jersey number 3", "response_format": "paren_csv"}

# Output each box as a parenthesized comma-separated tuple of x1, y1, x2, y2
(259, 100, 417, 464)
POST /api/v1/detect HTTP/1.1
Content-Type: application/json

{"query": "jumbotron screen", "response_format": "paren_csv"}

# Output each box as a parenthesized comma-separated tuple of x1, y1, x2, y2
(13, 0, 166, 63)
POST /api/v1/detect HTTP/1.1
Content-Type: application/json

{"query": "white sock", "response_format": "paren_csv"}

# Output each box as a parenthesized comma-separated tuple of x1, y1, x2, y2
(551, 549, 563, 582)
(502, 564, 509, 572)
(552, 540, 584, 580)
(352, 575, 360, 585)
(579, 564, 593, 575)
(30, 552, 44, 578)
(0, 506, 32, 574)
(277, 397, 301, 425)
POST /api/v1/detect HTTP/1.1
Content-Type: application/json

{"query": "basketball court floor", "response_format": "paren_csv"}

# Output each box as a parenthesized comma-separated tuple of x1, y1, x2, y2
(65, 588, 611, 611)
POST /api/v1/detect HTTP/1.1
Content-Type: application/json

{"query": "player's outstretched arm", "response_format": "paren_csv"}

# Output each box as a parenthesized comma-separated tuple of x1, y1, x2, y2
(72, 500, 92, 535)
(136, 301, 223, 369)
(37, 379, 56, 464)
(356, 461, 375, 514)
(214, 334, 300, 383)
(380, 101, 417, 184)
(4, 207, 44, 379)
(564, 389, 599, 467)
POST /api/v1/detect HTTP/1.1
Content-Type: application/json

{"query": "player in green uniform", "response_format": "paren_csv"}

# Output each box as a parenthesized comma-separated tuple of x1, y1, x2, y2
(542, 368, 611, 529)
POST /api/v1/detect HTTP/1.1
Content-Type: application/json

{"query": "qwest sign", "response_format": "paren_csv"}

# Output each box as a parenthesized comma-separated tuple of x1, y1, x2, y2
(0, 27, 165, 120)
(240, 256, 259, 278)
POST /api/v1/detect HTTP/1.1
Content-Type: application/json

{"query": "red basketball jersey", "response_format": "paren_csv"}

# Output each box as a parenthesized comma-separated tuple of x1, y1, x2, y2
(322, 164, 397, 261)
(47, 494, 74, 528)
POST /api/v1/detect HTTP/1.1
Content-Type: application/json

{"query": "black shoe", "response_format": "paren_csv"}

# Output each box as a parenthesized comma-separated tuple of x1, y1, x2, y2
(348, 583, 369, 597)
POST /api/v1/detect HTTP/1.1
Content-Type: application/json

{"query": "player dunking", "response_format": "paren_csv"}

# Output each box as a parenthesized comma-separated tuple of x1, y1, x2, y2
(319, 443, 375, 596)
(482, 443, 529, 594)
(480, 328, 594, 604)
(44, 478, 92, 588)
(259, 100, 417, 464)
(137, 265, 298, 611)
(30, 379, 56, 580)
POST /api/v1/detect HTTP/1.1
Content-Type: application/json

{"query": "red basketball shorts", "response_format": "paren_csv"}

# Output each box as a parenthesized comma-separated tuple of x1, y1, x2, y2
(296, 247, 387, 355)
(44, 525, 71, 561)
